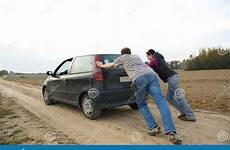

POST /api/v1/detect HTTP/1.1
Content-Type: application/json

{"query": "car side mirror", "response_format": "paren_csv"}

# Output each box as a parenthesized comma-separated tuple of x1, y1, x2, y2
(63, 70, 68, 75)
(46, 71, 54, 76)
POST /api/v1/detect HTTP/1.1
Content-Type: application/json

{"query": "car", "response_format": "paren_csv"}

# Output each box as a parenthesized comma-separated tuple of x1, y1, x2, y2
(42, 54, 138, 119)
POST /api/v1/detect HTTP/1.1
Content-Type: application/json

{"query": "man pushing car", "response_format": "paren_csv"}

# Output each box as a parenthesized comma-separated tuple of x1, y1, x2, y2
(146, 49, 196, 122)
(95, 47, 182, 144)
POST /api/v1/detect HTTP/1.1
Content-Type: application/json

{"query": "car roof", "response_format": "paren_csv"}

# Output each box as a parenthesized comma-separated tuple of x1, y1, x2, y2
(73, 54, 121, 58)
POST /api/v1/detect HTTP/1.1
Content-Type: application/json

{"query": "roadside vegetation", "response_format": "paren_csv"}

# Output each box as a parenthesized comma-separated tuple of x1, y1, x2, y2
(168, 47, 230, 70)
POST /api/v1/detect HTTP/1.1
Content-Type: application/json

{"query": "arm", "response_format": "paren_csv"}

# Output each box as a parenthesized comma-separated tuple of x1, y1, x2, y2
(95, 62, 116, 69)
(148, 58, 158, 68)
(96, 55, 123, 69)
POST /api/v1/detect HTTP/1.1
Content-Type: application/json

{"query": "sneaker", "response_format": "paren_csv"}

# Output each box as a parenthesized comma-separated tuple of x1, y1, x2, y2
(178, 114, 196, 122)
(148, 125, 161, 136)
(168, 132, 182, 145)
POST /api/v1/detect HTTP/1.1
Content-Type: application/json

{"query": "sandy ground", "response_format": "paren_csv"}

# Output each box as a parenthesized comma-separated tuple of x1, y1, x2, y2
(0, 77, 230, 144)
(0, 94, 75, 144)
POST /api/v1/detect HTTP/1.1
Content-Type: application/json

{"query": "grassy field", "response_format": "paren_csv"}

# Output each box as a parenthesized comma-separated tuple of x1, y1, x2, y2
(3, 70, 230, 113)
(4, 74, 47, 87)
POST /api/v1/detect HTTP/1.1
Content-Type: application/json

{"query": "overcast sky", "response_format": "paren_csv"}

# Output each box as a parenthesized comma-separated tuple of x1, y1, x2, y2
(0, 0, 229, 73)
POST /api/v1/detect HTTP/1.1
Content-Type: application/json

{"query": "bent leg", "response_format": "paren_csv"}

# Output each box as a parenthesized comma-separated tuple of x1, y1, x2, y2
(147, 76, 176, 134)
(135, 76, 158, 130)
(166, 86, 183, 113)
(168, 75, 195, 118)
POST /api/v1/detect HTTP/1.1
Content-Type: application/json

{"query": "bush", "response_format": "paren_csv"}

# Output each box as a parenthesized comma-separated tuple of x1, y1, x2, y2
(185, 48, 230, 70)
(167, 47, 230, 70)
(0, 70, 9, 76)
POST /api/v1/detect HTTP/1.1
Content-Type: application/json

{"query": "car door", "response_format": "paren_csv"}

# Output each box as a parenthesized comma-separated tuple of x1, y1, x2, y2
(47, 58, 73, 101)
(65, 56, 94, 104)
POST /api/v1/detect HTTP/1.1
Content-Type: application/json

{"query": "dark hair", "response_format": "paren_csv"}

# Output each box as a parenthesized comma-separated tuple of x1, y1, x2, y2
(121, 47, 131, 55)
(146, 49, 155, 55)
(146, 52, 151, 56)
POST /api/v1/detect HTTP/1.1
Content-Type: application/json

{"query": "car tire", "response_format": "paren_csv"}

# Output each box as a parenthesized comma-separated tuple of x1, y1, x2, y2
(43, 87, 54, 105)
(81, 94, 102, 120)
(129, 103, 139, 110)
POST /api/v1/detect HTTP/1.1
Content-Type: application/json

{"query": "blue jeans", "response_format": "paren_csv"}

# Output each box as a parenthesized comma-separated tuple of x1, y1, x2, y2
(167, 74, 195, 118)
(134, 72, 176, 134)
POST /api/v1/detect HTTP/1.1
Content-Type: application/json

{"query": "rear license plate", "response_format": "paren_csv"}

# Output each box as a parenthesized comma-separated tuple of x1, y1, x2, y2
(119, 76, 131, 82)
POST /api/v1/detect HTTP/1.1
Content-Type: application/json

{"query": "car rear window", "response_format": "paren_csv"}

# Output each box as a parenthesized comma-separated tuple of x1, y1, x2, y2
(102, 54, 124, 69)
(103, 55, 120, 64)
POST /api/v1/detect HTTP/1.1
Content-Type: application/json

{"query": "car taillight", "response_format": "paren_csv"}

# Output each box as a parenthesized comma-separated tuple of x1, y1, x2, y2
(94, 55, 103, 81)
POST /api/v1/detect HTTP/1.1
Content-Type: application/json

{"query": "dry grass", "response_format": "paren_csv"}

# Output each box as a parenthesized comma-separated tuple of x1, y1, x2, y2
(3, 70, 230, 113)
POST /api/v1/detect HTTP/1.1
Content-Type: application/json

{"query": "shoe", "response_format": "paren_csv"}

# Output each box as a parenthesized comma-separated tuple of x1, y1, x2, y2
(148, 125, 161, 136)
(178, 114, 196, 122)
(168, 132, 182, 145)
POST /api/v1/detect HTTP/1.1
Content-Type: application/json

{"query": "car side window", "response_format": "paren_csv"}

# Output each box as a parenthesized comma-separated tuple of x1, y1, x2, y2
(56, 60, 72, 76)
(70, 56, 93, 74)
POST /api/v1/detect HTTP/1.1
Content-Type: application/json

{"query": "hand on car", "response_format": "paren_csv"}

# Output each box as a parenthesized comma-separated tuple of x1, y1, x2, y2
(95, 61, 104, 68)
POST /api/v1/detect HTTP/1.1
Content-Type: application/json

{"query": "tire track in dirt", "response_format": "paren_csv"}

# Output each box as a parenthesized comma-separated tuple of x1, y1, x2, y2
(0, 78, 230, 144)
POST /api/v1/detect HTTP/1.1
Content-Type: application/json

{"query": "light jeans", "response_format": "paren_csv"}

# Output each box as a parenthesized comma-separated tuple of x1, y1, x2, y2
(134, 72, 176, 134)
(166, 74, 195, 118)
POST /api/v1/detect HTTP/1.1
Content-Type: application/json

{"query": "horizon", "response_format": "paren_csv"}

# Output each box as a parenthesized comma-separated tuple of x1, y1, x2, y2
(0, 47, 228, 74)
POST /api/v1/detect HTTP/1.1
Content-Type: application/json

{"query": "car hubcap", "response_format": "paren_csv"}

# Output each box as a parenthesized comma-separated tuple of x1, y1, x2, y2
(82, 97, 93, 115)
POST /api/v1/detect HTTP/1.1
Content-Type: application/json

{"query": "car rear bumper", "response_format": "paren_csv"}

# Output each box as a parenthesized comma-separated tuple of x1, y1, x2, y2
(95, 88, 136, 109)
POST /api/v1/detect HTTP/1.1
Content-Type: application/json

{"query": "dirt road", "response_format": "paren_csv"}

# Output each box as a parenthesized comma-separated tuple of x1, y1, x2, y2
(0, 78, 229, 144)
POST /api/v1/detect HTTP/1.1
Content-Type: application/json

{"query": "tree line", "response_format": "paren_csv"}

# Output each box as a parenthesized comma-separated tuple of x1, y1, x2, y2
(1, 48, 229, 74)
(168, 47, 230, 70)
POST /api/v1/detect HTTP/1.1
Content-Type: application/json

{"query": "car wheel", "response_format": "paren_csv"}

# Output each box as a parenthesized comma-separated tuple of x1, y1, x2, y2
(43, 88, 54, 105)
(129, 103, 139, 110)
(81, 94, 101, 120)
